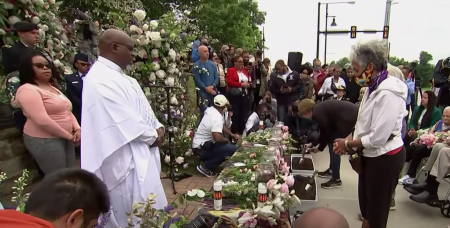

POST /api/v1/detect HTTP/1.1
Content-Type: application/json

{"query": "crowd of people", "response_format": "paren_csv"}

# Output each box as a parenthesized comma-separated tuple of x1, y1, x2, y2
(191, 37, 450, 228)
(2, 19, 450, 228)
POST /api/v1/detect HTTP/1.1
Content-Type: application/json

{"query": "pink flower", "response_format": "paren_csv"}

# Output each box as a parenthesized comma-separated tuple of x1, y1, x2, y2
(249, 153, 257, 158)
(267, 179, 276, 190)
(283, 175, 295, 187)
(419, 134, 435, 147)
(282, 132, 289, 140)
(281, 145, 287, 151)
(276, 148, 281, 157)
(281, 125, 289, 132)
(280, 183, 289, 194)
(279, 162, 290, 176)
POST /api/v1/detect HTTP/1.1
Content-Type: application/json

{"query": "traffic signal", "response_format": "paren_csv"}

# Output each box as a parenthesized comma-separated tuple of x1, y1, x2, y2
(350, 26, 357, 39)
(383, 26, 389, 39)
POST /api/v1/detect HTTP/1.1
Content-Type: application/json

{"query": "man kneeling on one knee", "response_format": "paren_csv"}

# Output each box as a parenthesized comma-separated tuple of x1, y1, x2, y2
(192, 95, 239, 178)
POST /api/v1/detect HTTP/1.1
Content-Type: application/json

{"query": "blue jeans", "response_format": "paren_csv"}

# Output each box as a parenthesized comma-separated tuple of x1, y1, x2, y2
(327, 142, 341, 180)
(201, 142, 237, 171)
(277, 104, 289, 122)
(198, 90, 216, 119)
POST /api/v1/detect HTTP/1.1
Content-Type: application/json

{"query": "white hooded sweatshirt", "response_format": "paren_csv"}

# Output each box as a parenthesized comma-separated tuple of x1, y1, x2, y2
(354, 76, 408, 157)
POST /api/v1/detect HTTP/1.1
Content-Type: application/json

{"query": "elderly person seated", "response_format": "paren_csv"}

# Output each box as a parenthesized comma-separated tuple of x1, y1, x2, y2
(404, 145, 450, 206)
(399, 107, 449, 185)
(192, 95, 239, 178)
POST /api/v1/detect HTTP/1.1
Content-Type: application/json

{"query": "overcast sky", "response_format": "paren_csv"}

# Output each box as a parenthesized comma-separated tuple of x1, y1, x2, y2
(257, 0, 449, 65)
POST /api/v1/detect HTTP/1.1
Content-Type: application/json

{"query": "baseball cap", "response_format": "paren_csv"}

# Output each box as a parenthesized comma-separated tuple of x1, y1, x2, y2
(221, 45, 230, 52)
(214, 95, 229, 107)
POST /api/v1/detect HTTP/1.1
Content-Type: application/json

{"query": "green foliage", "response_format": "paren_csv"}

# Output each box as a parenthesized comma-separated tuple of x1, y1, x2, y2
(189, 0, 266, 50)
(335, 57, 350, 68)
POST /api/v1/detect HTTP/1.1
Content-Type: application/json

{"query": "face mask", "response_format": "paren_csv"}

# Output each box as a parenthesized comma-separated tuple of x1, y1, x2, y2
(314, 66, 321, 71)
(356, 65, 373, 87)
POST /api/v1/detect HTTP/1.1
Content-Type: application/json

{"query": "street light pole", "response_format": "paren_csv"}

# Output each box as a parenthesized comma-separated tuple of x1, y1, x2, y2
(324, 3, 329, 64)
(316, 2, 321, 61)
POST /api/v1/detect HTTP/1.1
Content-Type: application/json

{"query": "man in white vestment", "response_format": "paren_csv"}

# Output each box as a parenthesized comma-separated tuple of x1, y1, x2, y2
(80, 29, 167, 228)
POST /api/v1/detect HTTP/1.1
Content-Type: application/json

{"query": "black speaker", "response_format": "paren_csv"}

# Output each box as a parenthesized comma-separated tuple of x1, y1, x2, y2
(288, 52, 303, 73)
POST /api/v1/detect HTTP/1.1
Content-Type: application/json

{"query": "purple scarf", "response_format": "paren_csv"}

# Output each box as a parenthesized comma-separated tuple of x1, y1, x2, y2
(368, 70, 388, 95)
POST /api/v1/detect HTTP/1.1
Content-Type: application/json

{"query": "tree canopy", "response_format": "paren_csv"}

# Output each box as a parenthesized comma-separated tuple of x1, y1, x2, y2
(59, 0, 266, 50)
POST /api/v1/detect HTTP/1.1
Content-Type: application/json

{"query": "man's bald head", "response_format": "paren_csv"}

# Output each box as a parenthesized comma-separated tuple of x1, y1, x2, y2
(294, 208, 349, 228)
(98, 29, 134, 69)
(198, 45, 209, 62)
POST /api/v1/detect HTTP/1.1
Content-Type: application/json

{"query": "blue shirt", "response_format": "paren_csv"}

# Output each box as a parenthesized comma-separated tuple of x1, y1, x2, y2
(193, 60, 219, 90)
(405, 78, 415, 105)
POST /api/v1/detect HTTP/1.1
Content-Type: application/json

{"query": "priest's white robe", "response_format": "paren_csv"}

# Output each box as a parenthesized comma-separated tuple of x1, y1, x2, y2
(81, 57, 167, 228)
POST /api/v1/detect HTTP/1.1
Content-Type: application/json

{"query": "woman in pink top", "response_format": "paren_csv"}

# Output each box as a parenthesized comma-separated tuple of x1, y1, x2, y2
(15, 50, 80, 175)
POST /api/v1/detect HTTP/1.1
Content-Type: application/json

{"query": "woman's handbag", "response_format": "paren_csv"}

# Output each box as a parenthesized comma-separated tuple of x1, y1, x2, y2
(229, 87, 242, 97)
(348, 148, 363, 175)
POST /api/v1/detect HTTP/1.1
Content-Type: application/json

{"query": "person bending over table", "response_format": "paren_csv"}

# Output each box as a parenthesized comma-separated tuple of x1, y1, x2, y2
(300, 99, 358, 189)
(284, 99, 320, 152)
(192, 95, 239, 178)
(404, 146, 450, 207)
(399, 108, 450, 185)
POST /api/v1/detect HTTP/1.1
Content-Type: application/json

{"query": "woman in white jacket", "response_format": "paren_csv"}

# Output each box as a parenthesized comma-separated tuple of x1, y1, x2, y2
(334, 40, 408, 228)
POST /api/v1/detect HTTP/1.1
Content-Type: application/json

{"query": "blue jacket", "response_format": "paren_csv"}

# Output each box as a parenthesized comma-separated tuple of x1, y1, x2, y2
(406, 78, 415, 105)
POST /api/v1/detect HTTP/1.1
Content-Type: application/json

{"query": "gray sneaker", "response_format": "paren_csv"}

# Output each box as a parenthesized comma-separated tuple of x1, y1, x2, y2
(390, 199, 396, 211)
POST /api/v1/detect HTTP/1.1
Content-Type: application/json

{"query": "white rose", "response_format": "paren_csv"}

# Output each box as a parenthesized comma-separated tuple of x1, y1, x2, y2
(152, 61, 160, 71)
(175, 156, 184, 164)
(149, 72, 156, 82)
(137, 49, 147, 59)
(129, 25, 139, 32)
(149, 20, 158, 29)
(164, 155, 171, 164)
(165, 77, 175, 86)
(185, 149, 193, 157)
(133, 10, 147, 22)
(42, 25, 49, 32)
(64, 66, 73, 75)
(53, 59, 63, 67)
(149, 32, 161, 41)
(31, 16, 40, 24)
(150, 49, 159, 59)
(143, 37, 150, 45)
(4, 2, 14, 9)
(38, 29, 45, 40)
(165, 42, 171, 49)
(142, 24, 149, 31)
(0, 29, 5, 35)
(8, 16, 20, 25)
(183, 163, 189, 169)
(156, 70, 166, 79)
(170, 97, 178, 105)
(32, 0, 44, 6)
(168, 49, 176, 61)
(167, 66, 175, 74)
(48, 0, 55, 4)
(174, 68, 180, 74)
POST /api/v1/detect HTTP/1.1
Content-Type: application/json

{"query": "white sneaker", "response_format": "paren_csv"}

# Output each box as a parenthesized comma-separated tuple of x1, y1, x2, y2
(398, 175, 410, 184)
(404, 177, 418, 185)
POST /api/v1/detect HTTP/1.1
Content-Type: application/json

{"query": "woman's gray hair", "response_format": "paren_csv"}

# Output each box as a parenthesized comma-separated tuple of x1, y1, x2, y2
(344, 63, 353, 70)
(349, 40, 389, 71)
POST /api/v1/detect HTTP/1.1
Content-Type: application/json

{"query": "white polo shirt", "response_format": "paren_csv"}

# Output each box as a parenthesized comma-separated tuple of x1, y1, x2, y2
(192, 107, 224, 148)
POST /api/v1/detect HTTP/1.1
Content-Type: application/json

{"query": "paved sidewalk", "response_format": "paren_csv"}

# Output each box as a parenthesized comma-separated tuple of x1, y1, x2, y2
(161, 173, 214, 220)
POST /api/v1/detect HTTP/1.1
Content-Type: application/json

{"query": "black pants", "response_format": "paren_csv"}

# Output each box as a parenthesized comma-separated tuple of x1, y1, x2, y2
(229, 94, 249, 134)
(251, 85, 262, 111)
(218, 86, 227, 95)
(359, 147, 405, 228)
(425, 174, 440, 195)
(405, 144, 431, 177)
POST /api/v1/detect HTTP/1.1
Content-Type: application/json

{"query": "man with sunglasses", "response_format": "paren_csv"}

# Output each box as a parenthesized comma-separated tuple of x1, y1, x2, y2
(65, 53, 91, 125)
